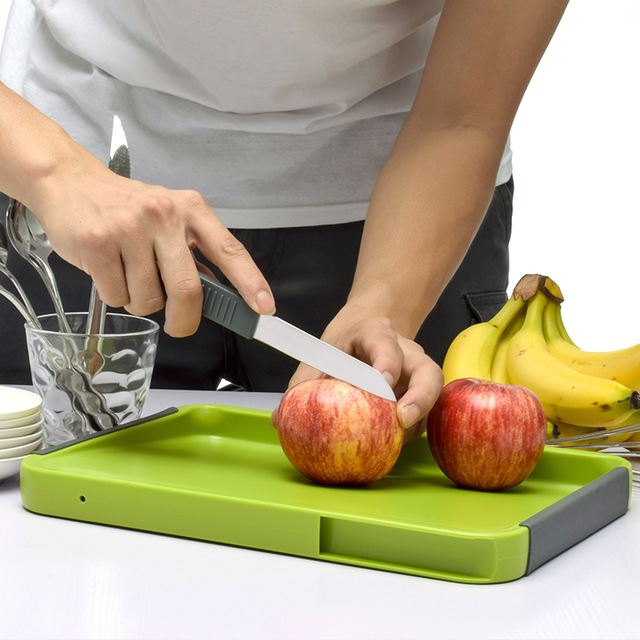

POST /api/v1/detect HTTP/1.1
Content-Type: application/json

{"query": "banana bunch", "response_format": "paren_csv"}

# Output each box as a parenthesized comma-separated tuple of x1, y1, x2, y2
(442, 274, 640, 445)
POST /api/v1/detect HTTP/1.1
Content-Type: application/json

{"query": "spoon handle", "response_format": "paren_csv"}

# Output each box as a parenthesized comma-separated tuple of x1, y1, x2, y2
(5, 198, 72, 333)
(85, 283, 107, 334)
(0, 284, 41, 328)
(0, 265, 40, 322)
(33, 255, 72, 333)
(84, 283, 107, 376)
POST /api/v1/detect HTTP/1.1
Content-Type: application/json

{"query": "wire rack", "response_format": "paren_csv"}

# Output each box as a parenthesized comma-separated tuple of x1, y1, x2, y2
(546, 422, 640, 489)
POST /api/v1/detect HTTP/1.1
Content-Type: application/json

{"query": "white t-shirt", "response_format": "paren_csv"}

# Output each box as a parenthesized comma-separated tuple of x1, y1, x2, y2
(0, 0, 512, 228)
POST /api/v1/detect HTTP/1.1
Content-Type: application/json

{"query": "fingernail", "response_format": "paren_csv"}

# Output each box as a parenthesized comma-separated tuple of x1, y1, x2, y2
(400, 403, 420, 429)
(382, 371, 394, 386)
(255, 290, 275, 315)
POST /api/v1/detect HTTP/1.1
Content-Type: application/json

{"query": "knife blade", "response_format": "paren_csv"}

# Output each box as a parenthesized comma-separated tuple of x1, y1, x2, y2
(199, 273, 396, 401)
(108, 115, 130, 178)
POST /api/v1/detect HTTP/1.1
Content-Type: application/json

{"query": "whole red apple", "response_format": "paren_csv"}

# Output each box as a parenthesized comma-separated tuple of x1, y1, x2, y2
(427, 378, 547, 491)
(276, 378, 403, 486)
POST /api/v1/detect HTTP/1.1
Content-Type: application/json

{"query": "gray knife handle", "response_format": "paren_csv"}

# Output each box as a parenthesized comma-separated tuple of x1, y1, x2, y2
(199, 274, 259, 339)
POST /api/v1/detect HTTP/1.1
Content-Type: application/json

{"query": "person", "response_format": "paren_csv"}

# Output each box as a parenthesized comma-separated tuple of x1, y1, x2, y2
(0, 0, 568, 442)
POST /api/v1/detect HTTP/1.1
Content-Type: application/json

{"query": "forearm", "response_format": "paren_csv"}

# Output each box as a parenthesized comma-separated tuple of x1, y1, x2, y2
(0, 82, 97, 210)
(0, 81, 275, 333)
(328, 0, 568, 343)
(344, 124, 505, 339)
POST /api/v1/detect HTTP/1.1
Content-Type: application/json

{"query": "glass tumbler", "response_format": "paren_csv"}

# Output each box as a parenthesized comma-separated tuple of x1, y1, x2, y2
(25, 312, 159, 447)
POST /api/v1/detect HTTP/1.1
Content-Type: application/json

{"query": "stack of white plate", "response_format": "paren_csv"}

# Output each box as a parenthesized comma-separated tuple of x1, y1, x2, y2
(0, 387, 44, 482)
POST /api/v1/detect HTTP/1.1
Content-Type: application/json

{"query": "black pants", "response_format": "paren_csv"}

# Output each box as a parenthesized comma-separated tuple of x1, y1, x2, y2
(0, 176, 513, 390)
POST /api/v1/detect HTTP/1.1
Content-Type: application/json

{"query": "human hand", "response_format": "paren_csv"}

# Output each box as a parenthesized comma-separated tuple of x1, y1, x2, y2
(33, 160, 275, 336)
(271, 316, 443, 447)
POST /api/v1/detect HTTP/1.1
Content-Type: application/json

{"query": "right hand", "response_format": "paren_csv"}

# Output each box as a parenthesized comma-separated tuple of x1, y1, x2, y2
(33, 158, 275, 336)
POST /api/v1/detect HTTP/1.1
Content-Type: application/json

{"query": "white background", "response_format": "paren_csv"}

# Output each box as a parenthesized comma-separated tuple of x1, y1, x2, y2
(1, 1, 638, 351)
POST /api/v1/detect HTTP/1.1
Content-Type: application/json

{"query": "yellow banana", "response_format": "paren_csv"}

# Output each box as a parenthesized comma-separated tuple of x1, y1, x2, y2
(543, 299, 640, 391)
(442, 293, 525, 384)
(629, 430, 640, 442)
(506, 291, 640, 428)
(552, 300, 576, 345)
(490, 308, 525, 384)
(443, 273, 561, 385)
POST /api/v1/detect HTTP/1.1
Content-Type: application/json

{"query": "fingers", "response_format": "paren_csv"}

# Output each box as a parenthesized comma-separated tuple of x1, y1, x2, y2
(190, 213, 275, 316)
(152, 256, 202, 337)
(118, 242, 166, 317)
(160, 191, 275, 335)
(329, 318, 444, 427)
(153, 190, 276, 336)
(354, 323, 442, 431)
(286, 362, 326, 390)
(402, 416, 428, 447)
(330, 317, 403, 386)
(273, 316, 444, 440)
(80, 242, 130, 309)
(393, 339, 443, 431)
(75, 195, 195, 335)
(62, 183, 274, 338)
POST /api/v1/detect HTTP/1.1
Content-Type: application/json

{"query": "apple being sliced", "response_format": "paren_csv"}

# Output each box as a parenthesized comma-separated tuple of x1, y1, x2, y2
(276, 378, 403, 486)
(427, 378, 547, 491)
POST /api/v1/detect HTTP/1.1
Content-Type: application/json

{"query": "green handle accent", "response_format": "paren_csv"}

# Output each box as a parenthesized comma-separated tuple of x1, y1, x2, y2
(199, 274, 259, 339)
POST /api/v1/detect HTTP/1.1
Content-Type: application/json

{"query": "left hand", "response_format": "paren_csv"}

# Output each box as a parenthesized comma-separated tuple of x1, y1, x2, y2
(271, 316, 443, 446)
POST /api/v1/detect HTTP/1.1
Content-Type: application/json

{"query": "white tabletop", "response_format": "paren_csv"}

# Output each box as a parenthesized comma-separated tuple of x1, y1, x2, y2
(0, 387, 638, 640)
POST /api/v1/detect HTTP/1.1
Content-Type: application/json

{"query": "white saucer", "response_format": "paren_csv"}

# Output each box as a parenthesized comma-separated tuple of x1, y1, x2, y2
(0, 427, 44, 449)
(0, 452, 35, 482)
(0, 387, 43, 421)
(0, 417, 45, 439)
(0, 410, 43, 429)
(0, 437, 43, 460)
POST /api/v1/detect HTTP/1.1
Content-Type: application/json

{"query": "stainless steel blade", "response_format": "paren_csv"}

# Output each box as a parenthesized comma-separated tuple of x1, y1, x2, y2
(253, 314, 396, 401)
(109, 115, 130, 178)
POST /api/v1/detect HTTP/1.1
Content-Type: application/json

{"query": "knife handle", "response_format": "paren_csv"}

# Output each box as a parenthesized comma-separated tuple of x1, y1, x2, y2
(199, 274, 259, 339)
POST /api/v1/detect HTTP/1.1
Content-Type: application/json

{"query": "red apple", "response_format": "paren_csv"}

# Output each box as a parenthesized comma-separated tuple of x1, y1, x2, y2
(276, 378, 403, 486)
(427, 378, 547, 491)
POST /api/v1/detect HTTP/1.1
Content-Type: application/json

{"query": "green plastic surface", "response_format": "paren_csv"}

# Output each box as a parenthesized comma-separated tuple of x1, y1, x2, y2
(19, 405, 632, 584)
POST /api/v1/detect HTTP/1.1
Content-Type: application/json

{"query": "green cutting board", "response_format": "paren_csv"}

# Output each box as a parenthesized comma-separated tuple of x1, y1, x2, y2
(19, 404, 631, 584)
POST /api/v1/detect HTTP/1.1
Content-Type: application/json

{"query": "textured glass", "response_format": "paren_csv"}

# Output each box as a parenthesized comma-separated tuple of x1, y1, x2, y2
(26, 313, 159, 447)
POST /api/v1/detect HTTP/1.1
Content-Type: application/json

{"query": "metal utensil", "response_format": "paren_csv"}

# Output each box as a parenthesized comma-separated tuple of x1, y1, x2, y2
(30, 326, 121, 433)
(45, 344, 120, 431)
(546, 421, 640, 446)
(0, 248, 117, 431)
(5, 198, 71, 332)
(85, 115, 130, 337)
(0, 279, 40, 327)
(547, 422, 640, 489)
(0, 216, 39, 322)
(4, 201, 118, 430)
(199, 274, 396, 401)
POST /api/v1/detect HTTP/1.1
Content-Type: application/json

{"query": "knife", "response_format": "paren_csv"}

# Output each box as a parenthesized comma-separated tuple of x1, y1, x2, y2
(199, 273, 396, 401)
(85, 115, 130, 337)
(108, 115, 131, 178)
